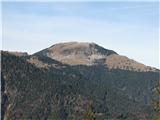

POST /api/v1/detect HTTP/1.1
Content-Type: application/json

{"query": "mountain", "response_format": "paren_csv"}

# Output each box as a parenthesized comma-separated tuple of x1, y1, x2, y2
(1, 42, 160, 120)
(34, 42, 158, 72)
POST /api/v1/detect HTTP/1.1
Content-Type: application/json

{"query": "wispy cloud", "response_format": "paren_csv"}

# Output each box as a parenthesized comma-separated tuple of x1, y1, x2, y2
(2, 0, 159, 2)
(108, 3, 157, 10)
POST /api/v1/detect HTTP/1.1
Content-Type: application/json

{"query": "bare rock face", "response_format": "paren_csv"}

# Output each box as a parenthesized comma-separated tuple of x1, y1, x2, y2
(34, 42, 158, 72)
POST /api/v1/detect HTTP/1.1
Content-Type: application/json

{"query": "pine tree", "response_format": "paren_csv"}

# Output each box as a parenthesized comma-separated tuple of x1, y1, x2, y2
(84, 101, 96, 120)
(153, 84, 160, 120)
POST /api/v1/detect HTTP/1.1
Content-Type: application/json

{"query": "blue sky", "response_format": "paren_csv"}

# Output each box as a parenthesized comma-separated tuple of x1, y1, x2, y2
(1, 1, 159, 68)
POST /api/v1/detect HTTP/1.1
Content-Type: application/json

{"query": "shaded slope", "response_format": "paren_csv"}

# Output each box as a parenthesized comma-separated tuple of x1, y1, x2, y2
(1, 51, 159, 120)
(1, 51, 85, 119)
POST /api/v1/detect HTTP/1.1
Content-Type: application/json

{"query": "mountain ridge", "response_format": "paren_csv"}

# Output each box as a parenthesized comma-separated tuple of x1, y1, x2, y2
(1, 42, 160, 119)
(33, 42, 159, 72)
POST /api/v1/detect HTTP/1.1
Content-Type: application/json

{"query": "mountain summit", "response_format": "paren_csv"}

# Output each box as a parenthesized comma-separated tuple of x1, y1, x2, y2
(34, 42, 158, 72)
(34, 42, 117, 65)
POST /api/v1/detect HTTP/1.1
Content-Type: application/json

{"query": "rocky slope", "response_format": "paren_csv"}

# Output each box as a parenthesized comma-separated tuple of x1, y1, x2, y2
(1, 42, 160, 120)
(34, 42, 158, 72)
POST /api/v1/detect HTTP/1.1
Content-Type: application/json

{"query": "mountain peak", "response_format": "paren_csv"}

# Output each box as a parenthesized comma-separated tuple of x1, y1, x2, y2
(33, 42, 158, 72)
(34, 42, 117, 65)
(48, 42, 117, 56)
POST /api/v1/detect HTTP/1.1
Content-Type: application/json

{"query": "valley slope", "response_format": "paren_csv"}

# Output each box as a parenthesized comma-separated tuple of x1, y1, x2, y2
(1, 42, 160, 120)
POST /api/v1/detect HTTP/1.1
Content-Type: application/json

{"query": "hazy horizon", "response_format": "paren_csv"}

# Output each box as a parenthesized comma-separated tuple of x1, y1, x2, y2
(1, 1, 159, 68)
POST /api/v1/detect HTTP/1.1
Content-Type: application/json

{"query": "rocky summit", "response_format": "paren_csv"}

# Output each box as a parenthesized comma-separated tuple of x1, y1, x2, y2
(34, 42, 158, 72)
(1, 42, 160, 120)
(34, 42, 117, 65)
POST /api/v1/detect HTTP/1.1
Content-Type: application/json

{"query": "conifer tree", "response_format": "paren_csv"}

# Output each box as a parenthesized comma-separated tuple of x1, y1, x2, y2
(153, 84, 160, 120)
(84, 101, 96, 120)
